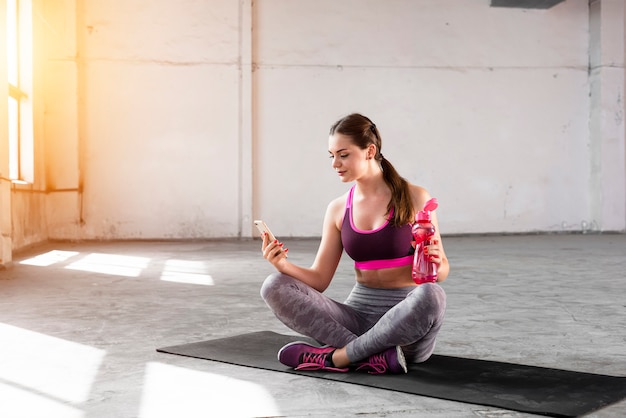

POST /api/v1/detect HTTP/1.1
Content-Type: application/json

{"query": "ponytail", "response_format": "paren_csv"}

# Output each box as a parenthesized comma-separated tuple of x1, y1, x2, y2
(380, 158, 414, 226)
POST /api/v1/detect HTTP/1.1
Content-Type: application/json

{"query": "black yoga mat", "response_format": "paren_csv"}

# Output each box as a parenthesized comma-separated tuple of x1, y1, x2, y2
(157, 331, 626, 418)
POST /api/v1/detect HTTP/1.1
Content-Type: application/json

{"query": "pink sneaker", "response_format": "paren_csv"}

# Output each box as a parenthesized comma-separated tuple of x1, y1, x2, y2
(278, 341, 349, 372)
(355, 346, 408, 374)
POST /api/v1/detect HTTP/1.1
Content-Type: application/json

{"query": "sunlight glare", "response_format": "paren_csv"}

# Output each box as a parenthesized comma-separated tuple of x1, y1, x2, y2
(0, 382, 85, 418)
(160, 259, 214, 286)
(0, 323, 105, 404)
(66, 253, 150, 277)
(20, 250, 80, 266)
(8, 96, 19, 179)
(7, 0, 18, 85)
(138, 362, 280, 418)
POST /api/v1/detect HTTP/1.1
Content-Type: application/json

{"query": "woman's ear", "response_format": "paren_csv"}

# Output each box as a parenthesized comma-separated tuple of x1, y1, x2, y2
(367, 144, 377, 160)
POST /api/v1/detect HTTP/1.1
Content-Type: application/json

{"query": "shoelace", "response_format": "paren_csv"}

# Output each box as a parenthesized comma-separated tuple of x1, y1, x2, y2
(295, 352, 328, 371)
(355, 352, 388, 374)
(295, 352, 349, 372)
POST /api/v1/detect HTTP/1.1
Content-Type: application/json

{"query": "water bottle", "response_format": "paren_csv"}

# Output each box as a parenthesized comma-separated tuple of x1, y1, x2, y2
(412, 198, 439, 284)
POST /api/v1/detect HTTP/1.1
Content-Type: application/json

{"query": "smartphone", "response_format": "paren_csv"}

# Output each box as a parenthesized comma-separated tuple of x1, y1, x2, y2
(253, 220, 276, 242)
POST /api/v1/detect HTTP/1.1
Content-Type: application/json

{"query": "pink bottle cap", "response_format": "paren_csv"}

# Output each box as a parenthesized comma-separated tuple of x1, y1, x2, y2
(416, 198, 439, 221)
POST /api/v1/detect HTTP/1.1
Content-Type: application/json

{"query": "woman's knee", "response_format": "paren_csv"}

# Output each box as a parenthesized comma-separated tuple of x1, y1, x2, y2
(260, 272, 294, 302)
(409, 282, 447, 313)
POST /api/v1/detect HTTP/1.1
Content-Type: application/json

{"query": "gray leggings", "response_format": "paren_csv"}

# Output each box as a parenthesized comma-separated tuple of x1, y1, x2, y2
(260, 272, 446, 363)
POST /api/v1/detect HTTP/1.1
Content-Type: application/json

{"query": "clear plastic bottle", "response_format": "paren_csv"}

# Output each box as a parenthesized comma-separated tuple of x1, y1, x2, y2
(412, 198, 439, 284)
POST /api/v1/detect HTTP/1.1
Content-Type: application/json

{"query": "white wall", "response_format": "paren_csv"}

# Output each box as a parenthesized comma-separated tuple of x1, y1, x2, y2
(44, 0, 243, 240)
(254, 0, 604, 236)
(3, 0, 625, 255)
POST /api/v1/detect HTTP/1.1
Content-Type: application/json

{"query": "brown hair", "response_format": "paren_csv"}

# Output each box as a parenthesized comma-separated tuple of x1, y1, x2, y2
(329, 113, 414, 226)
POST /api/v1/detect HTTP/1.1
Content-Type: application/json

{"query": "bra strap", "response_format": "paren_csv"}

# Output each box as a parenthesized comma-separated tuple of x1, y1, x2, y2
(346, 185, 355, 209)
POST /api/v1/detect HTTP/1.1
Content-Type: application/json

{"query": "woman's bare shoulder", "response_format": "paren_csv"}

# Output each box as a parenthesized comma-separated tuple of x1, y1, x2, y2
(327, 190, 349, 214)
(324, 190, 350, 228)
(407, 183, 432, 209)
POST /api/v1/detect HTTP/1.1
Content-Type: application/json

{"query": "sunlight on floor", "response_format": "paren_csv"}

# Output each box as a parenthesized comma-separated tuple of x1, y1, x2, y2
(159, 259, 214, 286)
(0, 382, 84, 418)
(65, 253, 151, 277)
(0, 323, 105, 404)
(19, 250, 80, 266)
(138, 362, 280, 418)
(19, 249, 217, 285)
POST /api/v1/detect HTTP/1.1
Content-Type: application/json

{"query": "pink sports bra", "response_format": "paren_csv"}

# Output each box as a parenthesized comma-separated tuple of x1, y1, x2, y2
(341, 186, 414, 270)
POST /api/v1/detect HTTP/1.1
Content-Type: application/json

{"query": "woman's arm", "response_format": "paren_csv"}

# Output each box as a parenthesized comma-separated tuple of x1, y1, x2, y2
(262, 197, 345, 292)
(427, 209, 450, 282)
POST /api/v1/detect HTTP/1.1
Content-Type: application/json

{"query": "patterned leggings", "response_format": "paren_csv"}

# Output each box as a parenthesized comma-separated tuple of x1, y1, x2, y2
(260, 272, 446, 363)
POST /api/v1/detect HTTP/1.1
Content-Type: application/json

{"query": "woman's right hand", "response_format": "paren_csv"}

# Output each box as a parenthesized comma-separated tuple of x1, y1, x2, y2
(261, 232, 289, 269)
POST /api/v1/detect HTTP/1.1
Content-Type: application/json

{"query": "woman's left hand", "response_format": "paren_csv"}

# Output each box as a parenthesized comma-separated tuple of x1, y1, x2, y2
(424, 239, 443, 266)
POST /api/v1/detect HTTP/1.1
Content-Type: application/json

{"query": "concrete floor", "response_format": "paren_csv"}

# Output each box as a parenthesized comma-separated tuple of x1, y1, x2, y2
(0, 234, 625, 418)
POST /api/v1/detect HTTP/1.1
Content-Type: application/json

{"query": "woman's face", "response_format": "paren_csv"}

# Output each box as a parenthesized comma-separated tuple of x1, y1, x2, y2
(328, 133, 370, 183)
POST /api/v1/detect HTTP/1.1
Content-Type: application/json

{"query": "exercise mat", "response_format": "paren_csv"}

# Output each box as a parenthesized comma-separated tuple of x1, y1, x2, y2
(157, 331, 626, 417)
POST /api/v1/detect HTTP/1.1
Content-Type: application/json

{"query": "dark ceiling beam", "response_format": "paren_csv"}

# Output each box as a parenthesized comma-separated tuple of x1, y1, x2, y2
(490, 0, 566, 9)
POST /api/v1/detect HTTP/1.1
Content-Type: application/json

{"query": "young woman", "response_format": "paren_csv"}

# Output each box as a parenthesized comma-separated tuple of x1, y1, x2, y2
(259, 113, 448, 374)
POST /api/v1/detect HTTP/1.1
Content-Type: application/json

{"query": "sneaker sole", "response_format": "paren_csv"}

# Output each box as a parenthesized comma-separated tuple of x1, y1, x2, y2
(395, 346, 408, 374)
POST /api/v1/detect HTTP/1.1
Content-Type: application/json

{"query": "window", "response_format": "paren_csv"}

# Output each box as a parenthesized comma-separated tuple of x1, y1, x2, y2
(6, 0, 33, 184)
